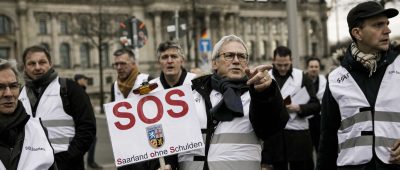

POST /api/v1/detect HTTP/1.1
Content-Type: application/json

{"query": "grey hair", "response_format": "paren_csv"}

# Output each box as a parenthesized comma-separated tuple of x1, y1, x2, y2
(156, 40, 185, 59)
(0, 59, 19, 79)
(211, 34, 248, 60)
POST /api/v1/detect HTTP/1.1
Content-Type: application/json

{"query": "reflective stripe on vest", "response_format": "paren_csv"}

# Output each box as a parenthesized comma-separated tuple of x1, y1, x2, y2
(329, 56, 400, 165)
(269, 68, 309, 130)
(113, 73, 149, 101)
(17, 118, 54, 170)
(19, 77, 75, 153)
(179, 90, 261, 170)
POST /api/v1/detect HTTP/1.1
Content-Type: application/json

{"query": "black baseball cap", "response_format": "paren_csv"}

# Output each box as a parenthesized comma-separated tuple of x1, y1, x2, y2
(74, 74, 89, 81)
(347, 1, 398, 30)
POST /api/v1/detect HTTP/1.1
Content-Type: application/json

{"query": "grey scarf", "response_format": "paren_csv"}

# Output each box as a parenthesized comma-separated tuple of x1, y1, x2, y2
(210, 74, 249, 121)
(24, 68, 58, 109)
(351, 43, 381, 77)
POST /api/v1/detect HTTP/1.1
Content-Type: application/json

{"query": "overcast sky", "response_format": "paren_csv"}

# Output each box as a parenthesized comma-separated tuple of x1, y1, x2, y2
(326, 0, 400, 44)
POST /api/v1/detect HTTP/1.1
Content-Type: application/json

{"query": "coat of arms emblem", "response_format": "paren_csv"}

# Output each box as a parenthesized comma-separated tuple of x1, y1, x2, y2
(146, 124, 164, 149)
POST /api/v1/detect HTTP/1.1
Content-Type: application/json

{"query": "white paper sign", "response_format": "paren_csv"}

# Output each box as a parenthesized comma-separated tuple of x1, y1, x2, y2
(104, 85, 204, 167)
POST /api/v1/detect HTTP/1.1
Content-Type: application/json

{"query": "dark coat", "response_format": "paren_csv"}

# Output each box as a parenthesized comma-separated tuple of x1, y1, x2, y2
(263, 68, 321, 162)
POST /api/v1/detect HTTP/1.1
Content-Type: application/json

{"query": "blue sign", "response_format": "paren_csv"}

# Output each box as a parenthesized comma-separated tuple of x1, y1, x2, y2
(199, 39, 212, 52)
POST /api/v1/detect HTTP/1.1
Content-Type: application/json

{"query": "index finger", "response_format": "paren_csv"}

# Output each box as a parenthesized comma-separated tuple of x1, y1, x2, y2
(255, 64, 273, 72)
(246, 64, 273, 78)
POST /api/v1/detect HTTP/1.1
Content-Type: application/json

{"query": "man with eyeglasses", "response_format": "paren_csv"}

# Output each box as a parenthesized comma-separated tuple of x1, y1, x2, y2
(0, 59, 57, 170)
(177, 35, 289, 170)
(261, 46, 320, 170)
(18, 46, 96, 170)
(110, 48, 151, 102)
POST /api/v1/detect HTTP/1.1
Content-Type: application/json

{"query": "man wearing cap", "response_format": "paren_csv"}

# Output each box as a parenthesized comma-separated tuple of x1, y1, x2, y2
(316, 1, 400, 170)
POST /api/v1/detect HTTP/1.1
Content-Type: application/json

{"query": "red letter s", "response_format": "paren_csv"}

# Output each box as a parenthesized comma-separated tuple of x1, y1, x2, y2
(113, 102, 135, 130)
(166, 89, 188, 118)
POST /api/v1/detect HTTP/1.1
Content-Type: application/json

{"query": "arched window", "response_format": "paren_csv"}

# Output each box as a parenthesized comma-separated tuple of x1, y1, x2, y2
(80, 43, 91, 68)
(60, 43, 71, 68)
(0, 15, 12, 34)
(39, 19, 48, 34)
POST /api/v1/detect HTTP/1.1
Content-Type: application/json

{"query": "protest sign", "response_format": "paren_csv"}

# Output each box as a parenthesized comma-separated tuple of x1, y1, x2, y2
(104, 85, 204, 167)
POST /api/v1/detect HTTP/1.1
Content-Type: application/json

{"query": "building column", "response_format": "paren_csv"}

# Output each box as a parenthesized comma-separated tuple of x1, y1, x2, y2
(267, 19, 274, 57)
(17, 0, 28, 51)
(204, 11, 210, 36)
(51, 13, 60, 65)
(153, 11, 162, 51)
(219, 12, 225, 37)
(280, 19, 287, 47)
(255, 17, 260, 61)
(304, 17, 311, 56)
(233, 13, 240, 35)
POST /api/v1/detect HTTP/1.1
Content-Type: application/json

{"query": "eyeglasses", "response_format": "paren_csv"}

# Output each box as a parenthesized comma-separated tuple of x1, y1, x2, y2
(0, 82, 20, 95)
(112, 62, 129, 68)
(218, 52, 248, 62)
(159, 54, 180, 61)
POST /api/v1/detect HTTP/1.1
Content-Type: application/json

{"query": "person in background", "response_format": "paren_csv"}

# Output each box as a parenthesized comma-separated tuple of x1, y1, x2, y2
(0, 59, 56, 170)
(178, 35, 289, 170)
(317, 1, 400, 169)
(304, 57, 326, 152)
(150, 40, 196, 92)
(18, 45, 96, 170)
(262, 46, 320, 170)
(74, 74, 103, 169)
(110, 48, 151, 102)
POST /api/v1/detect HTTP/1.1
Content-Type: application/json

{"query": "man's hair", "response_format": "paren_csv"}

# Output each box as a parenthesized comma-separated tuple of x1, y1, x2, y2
(273, 46, 292, 59)
(211, 35, 248, 60)
(306, 57, 321, 67)
(157, 40, 184, 59)
(22, 45, 52, 64)
(0, 59, 19, 79)
(113, 48, 135, 61)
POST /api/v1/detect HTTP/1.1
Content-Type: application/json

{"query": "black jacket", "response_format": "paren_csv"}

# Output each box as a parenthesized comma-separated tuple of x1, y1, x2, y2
(27, 78, 96, 170)
(0, 102, 57, 170)
(263, 68, 321, 162)
(316, 45, 400, 170)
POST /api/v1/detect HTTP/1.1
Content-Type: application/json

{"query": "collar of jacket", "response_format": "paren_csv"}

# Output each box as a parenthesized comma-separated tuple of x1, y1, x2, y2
(191, 74, 213, 98)
(341, 44, 398, 72)
(159, 68, 188, 89)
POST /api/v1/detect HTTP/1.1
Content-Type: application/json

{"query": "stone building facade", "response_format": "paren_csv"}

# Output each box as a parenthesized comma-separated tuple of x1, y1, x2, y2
(0, 0, 328, 107)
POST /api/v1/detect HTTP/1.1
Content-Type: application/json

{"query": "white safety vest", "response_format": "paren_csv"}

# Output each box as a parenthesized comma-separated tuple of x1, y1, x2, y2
(113, 73, 149, 101)
(149, 72, 196, 93)
(0, 118, 54, 170)
(269, 68, 310, 130)
(178, 89, 261, 170)
(329, 56, 400, 166)
(316, 74, 327, 102)
(19, 77, 75, 153)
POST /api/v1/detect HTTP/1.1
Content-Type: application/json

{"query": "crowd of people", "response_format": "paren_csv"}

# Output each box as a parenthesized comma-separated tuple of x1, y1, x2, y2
(1, 1, 400, 170)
